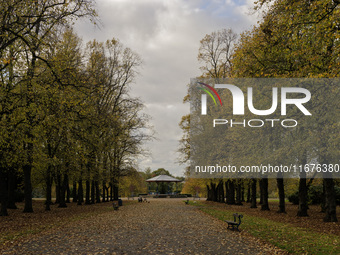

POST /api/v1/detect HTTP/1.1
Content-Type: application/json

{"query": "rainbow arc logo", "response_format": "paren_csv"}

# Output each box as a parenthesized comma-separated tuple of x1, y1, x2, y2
(198, 82, 222, 115)
(197, 82, 223, 106)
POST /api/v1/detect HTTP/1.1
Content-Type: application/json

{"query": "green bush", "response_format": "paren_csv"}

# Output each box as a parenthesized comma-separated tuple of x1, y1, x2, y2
(288, 185, 340, 205)
(288, 192, 299, 205)
(308, 185, 323, 204)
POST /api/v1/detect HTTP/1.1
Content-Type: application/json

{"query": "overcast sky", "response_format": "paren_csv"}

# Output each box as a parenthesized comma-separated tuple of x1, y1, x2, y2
(75, 0, 259, 177)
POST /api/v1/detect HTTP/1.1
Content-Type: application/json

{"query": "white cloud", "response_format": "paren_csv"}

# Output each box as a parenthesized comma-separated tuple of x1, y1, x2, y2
(74, 0, 258, 176)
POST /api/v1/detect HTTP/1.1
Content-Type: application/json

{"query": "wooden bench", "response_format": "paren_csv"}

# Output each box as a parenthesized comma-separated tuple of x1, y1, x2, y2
(113, 202, 119, 210)
(225, 213, 243, 231)
(138, 196, 148, 203)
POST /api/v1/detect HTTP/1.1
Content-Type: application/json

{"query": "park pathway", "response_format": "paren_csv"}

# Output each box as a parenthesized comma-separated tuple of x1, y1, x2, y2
(2, 199, 273, 254)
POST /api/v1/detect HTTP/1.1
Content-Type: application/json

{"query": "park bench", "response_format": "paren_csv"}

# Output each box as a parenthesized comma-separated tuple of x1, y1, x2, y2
(225, 213, 243, 231)
(138, 196, 147, 202)
(138, 196, 149, 203)
(113, 202, 119, 210)
(184, 199, 189, 204)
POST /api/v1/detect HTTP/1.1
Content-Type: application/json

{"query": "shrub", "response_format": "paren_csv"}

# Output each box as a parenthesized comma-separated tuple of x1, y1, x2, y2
(308, 185, 323, 205)
(288, 185, 340, 205)
(288, 192, 299, 205)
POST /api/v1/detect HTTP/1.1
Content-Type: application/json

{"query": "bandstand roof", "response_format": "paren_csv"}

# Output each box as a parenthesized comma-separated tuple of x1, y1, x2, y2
(146, 175, 181, 182)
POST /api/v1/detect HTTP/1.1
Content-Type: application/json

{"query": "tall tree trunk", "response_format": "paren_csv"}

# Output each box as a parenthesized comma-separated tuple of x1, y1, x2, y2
(323, 175, 337, 222)
(45, 143, 53, 211)
(23, 162, 33, 213)
(246, 183, 251, 203)
(297, 170, 308, 217)
(23, 139, 34, 213)
(216, 181, 224, 203)
(77, 179, 83, 205)
(85, 180, 91, 204)
(210, 182, 217, 202)
(320, 181, 326, 213)
(72, 181, 77, 203)
(216, 182, 220, 202)
(220, 181, 225, 203)
(250, 178, 257, 208)
(55, 172, 61, 204)
(106, 186, 110, 201)
(110, 182, 113, 201)
(235, 182, 243, 205)
(113, 182, 119, 201)
(261, 177, 270, 211)
(297, 150, 308, 217)
(216, 183, 220, 202)
(65, 174, 70, 203)
(230, 180, 235, 204)
(0, 169, 9, 216)
(45, 165, 52, 211)
(23, 50, 37, 213)
(224, 181, 229, 204)
(102, 181, 106, 202)
(277, 174, 286, 213)
(95, 181, 101, 203)
(7, 169, 17, 209)
(226, 180, 235, 205)
(206, 184, 212, 201)
(91, 180, 95, 204)
(259, 179, 264, 205)
(58, 174, 67, 208)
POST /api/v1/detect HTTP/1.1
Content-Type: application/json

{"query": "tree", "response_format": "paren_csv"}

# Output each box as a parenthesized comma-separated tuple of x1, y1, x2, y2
(179, 28, 239, 204)
(232, 0, 339, 221)
(178, 114, 190, 166)
(0, 0, 95, 213)
(35, 27, 86, 210)
(198, 28, 237, 79)
(80, 37, 150, 202)
(181, 178, 207, 197)
(1, 3, 153, 216)
(250, 178, 257, 208)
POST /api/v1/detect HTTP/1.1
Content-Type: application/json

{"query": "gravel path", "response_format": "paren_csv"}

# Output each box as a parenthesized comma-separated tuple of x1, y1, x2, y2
(2, 199, 270, 254)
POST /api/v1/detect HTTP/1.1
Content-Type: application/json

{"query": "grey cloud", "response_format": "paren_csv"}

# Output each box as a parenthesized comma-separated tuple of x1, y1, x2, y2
(74, 0, 258, 176)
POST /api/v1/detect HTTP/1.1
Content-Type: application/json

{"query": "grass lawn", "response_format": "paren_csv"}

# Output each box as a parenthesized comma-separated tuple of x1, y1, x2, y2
(190, 201, 339, 254)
